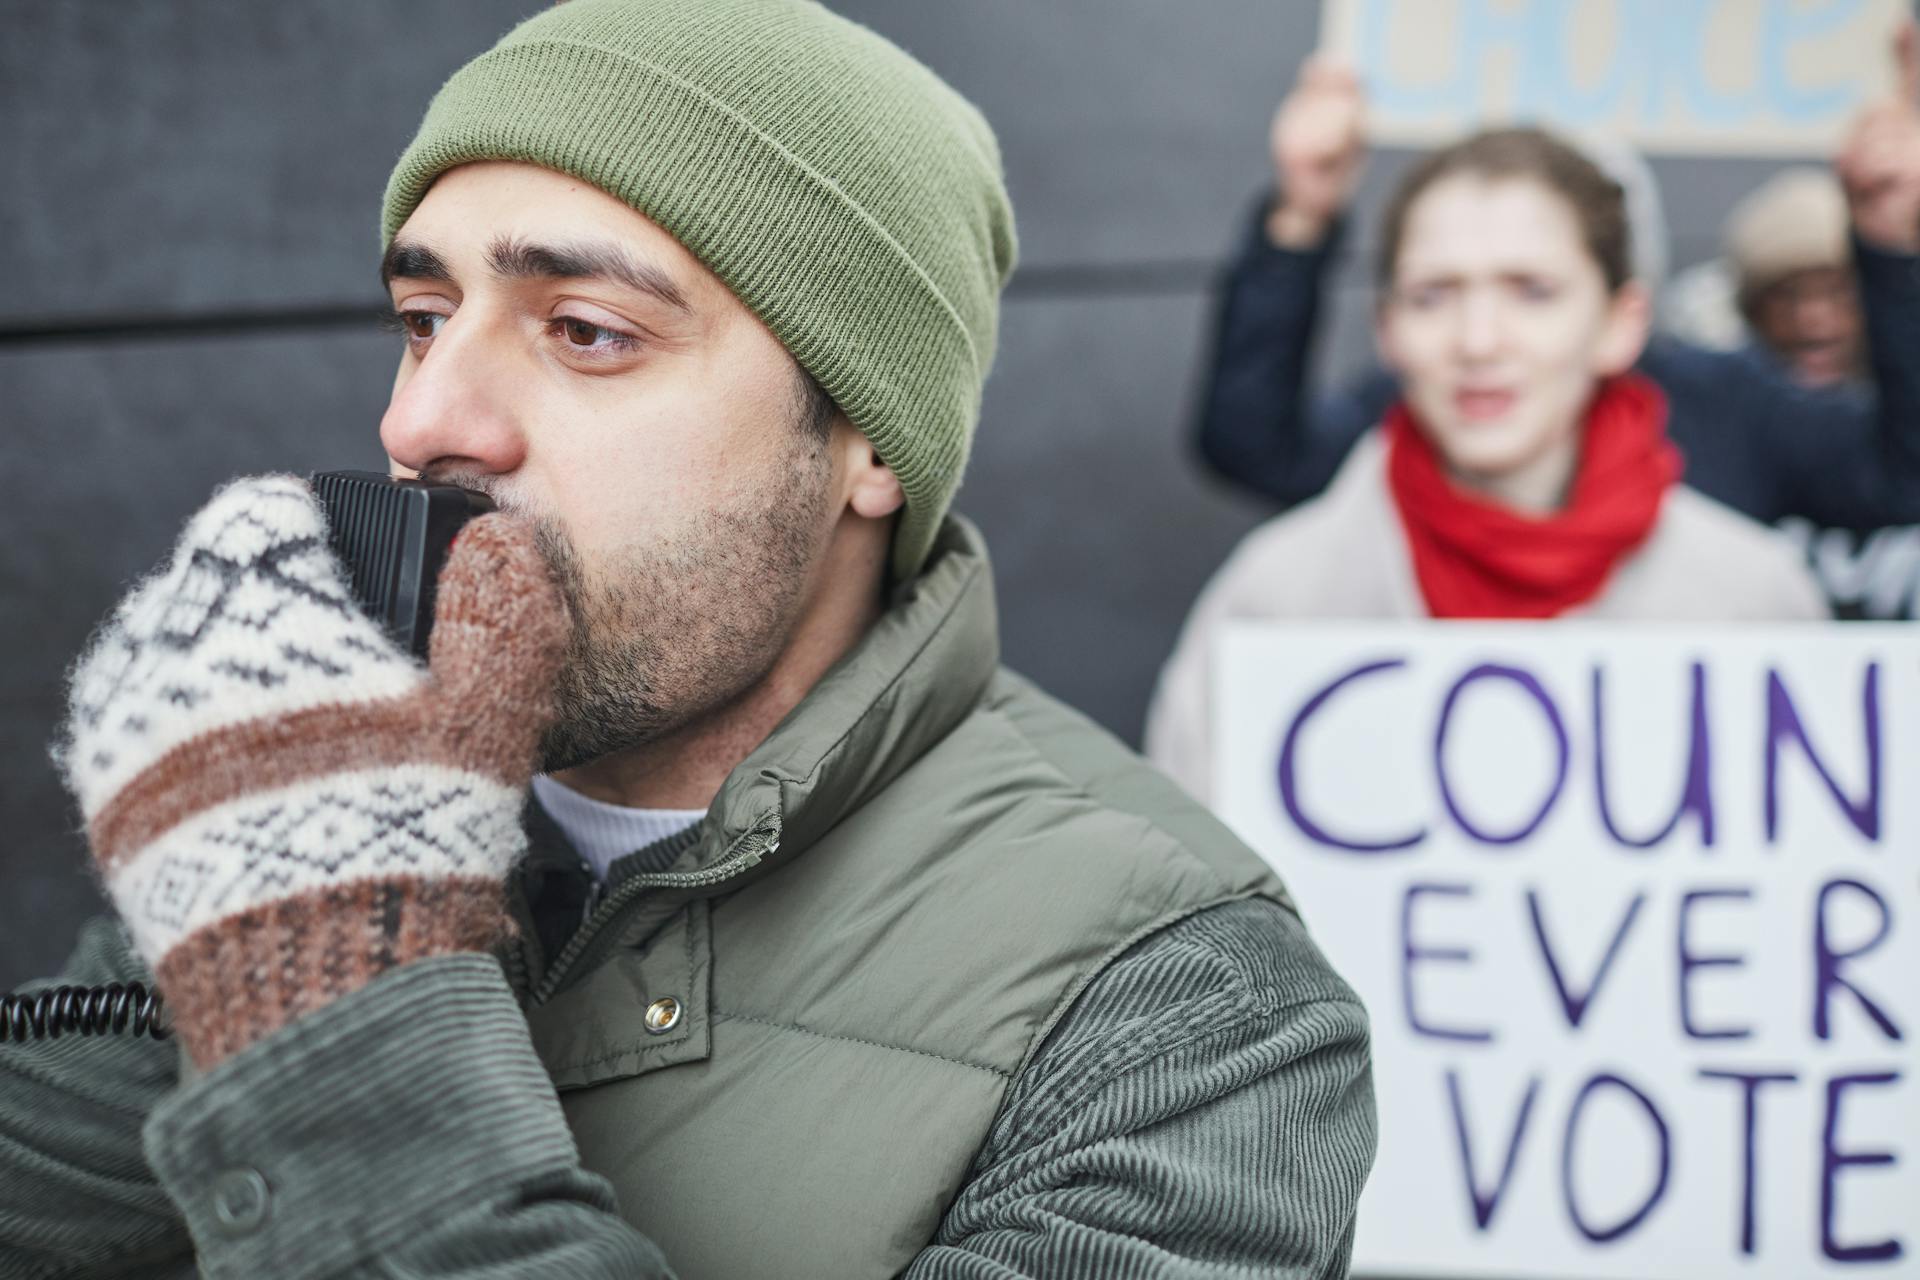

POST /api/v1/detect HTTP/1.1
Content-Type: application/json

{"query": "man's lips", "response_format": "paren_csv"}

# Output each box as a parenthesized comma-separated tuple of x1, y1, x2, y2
(1453, 388, 1517, 422)
(1786, 341, 1852, 386)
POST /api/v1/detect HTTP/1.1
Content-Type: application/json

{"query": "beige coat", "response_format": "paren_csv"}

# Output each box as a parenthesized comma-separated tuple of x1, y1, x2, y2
(1147, 430, 1829, 802)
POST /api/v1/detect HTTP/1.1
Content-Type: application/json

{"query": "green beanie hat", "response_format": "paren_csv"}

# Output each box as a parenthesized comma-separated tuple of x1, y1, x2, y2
(381, 0, 1018, 579)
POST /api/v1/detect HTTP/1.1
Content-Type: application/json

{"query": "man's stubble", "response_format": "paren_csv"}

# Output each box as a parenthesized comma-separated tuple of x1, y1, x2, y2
(532, 427, 836, 773)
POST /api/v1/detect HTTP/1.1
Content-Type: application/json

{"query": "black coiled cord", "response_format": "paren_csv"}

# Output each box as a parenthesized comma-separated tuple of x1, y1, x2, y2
(1, 984, 170, 1043)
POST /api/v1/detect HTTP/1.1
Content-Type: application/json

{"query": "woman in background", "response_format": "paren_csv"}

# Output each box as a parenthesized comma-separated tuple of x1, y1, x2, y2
(1147, 128, 1826, 802)
(1197, 42, 1920, 533)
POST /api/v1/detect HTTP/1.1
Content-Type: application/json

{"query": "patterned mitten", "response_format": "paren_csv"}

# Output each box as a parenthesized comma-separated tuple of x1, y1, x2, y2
(57, 475, 569, 1068)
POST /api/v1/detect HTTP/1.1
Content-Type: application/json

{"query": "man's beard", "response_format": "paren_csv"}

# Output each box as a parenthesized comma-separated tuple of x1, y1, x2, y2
(528, 435, 835, 774)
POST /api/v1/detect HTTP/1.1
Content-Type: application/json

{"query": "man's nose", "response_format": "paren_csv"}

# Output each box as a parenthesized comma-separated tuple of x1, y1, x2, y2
(379, 314, 529, 478)
(1790, 292, 1848, 342)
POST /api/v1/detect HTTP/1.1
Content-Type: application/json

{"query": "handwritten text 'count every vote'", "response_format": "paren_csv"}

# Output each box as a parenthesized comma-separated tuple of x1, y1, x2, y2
(1272, 654, 1905, 1265)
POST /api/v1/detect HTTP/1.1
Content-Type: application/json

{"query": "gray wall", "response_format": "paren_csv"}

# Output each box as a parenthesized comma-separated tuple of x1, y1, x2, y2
(0, 3, 1799, 988)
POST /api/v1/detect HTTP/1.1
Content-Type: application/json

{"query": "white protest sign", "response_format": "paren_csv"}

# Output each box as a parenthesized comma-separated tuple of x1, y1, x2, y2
(1214, 624, 1918, 1279)
(1317, 0, 1909, 155)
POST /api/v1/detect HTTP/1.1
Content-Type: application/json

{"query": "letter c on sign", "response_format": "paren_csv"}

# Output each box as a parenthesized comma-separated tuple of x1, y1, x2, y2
(1278, 658, 1425, 852)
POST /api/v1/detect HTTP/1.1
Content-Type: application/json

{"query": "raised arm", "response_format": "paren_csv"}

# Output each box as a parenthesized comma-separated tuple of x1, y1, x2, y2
(1715, 21, 1920, 529)
(1817, 22, 1920, 525)
(2, 479, 672, 1279)
(1196, 60, 1399, 507)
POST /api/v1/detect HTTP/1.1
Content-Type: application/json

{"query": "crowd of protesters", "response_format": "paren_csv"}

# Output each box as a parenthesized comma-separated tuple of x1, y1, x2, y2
(1147, 22, 1920, 795)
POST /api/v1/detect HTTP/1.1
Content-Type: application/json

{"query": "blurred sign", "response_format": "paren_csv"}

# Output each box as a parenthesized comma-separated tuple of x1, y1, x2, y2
(1216, 624, 1918, 1279)
(1319, 0, 1909, 154)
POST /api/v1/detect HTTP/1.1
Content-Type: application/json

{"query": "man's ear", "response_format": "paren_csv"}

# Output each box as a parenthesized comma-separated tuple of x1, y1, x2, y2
(837, 424, 904, 520)
(1593, 280, 1653, 377)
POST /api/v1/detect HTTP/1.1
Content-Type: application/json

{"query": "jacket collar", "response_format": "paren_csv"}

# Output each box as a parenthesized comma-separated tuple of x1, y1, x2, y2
(505, 514, 1000, 1030)
(521, 513, 999, 906)
(675, 513, 999, 892)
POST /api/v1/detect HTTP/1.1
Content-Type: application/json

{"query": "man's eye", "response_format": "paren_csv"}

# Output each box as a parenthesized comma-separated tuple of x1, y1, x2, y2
(383, 310, 446, 343)
(558, 318, 630, 348)
(551, 317, 642, 355)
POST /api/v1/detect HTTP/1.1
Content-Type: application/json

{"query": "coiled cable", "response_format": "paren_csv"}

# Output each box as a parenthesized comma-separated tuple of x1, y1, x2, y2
(0, 984, 170, 1043)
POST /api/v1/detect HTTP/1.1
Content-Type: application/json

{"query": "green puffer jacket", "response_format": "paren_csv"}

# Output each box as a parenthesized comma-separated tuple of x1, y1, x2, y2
(0, 517, 1374, 1279)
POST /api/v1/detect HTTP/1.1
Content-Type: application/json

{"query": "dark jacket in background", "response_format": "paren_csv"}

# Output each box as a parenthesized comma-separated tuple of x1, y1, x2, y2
(1197, 204, 1920, 533)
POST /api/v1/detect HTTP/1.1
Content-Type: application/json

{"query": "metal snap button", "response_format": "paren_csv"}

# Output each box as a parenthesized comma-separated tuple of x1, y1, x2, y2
(210, 1167, 271, 1236)
(643, 996, 683, 1034)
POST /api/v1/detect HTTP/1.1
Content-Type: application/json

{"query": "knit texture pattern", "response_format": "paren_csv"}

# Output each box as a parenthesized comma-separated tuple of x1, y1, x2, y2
(380, 0, 1018, 578)
(56, 476, 569, 1066)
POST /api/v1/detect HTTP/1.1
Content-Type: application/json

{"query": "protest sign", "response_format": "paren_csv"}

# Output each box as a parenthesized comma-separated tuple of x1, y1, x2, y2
(1316, 0, 1909, 155)
(1215, 623, 1917, 1279)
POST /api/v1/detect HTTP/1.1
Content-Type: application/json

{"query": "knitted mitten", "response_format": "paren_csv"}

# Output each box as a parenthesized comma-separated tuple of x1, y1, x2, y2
(57, 475, 569, 1068)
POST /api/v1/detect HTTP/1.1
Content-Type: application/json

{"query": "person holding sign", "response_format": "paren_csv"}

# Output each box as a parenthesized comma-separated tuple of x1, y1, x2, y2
(1149, 126, 1828, 801)
(1196, 31, 1920, 540)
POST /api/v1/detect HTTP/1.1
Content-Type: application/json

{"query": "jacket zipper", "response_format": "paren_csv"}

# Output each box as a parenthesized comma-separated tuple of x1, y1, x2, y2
(529, 813, 783, 1006)
(580, 861, 604, 926)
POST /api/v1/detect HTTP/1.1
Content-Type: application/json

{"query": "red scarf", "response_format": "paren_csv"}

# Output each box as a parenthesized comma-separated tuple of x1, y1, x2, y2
(1386, 374, 1682, 619)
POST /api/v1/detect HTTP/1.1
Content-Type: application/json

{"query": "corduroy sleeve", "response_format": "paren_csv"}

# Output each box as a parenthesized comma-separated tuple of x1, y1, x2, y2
(907, 896, 1377, 1280)
(140, 954, 670, 1280)
(2, 925, 669, 1280)
(0, 918, 193, 1279)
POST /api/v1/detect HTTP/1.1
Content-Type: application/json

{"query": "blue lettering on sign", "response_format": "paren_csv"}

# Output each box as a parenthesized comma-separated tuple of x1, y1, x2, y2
(1562, 1072, 1674, 1242)
(1278, 658, 1427, 852)
(1446, 1068, 1541, 1229)
(1354, 0, 1872, 131)
(1403, 882, 1496, 1042)
(1813, 878, 1903, 1042)
(1435, 664, 1569, 846)
(1264, 643, 1911, 1258)
(1766, 663, 1882, 843)
(1823, 1072, 1905, 1262)
(1699, 1069, 1800, 1256)
(1591, 662, 1716, 849)
(1529, 887, 1644, 1030)
(1678, 888, 1755, 1041)
(1764, 0, 1871, 118)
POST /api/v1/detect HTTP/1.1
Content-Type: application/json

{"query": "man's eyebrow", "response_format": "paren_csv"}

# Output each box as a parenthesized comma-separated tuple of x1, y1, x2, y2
(486, 237, 694, 315)
(380, 240, 454, 288)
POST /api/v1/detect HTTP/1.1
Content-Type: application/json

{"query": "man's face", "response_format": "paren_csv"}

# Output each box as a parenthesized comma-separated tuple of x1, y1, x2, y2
(1748, 266, 1862, 388)
(1377, 176, 1649, 493)
(380, 161, 845, 771)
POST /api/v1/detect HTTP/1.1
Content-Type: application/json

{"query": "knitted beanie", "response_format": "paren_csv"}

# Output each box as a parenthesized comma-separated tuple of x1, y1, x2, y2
(1725, 168, 1850, 304)
(381, 0, 1018, 579)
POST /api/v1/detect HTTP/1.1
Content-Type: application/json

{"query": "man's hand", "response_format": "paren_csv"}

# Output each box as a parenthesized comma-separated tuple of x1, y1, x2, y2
(1265, 57, 1368, 250)
(1835, 20, 1920, 254)
(57, 475, 569, 1068)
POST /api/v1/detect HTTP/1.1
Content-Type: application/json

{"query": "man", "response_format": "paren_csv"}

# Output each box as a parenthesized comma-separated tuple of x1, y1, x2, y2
(1196, 33, 1920, 536)
(1723, 168, 1865, 389)
(0, 3, 1374, 1277)
(1666, 167, 1873, 387)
